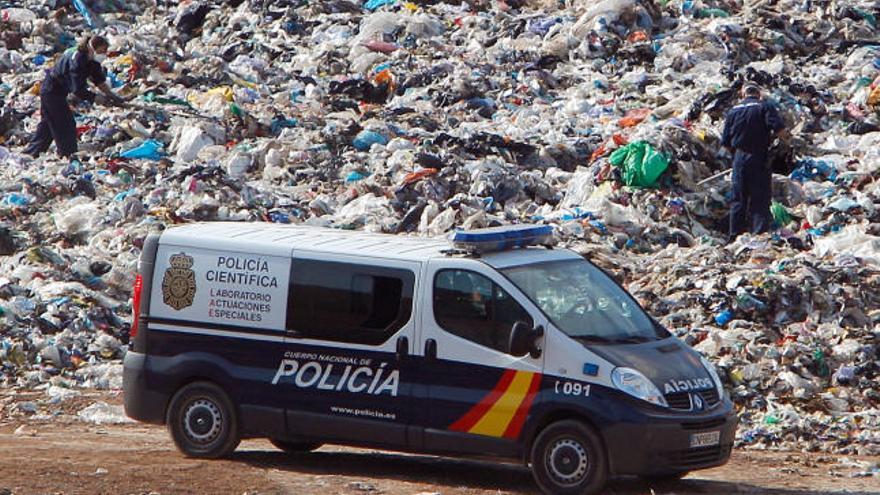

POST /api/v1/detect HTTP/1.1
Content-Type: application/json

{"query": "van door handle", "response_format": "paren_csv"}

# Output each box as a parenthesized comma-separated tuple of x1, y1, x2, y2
(425, 339, 437, 361)
(396, 336, 409, 361)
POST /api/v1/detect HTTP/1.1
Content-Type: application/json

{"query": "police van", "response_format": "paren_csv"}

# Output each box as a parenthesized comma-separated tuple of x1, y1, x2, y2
(124, 222, 736, 495)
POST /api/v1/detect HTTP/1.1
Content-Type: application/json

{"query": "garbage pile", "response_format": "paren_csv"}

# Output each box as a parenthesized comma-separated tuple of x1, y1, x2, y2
(0, 0, 878, 455)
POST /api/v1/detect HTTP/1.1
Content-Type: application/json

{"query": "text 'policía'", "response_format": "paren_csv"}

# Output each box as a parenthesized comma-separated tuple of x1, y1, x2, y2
(271, 359, 400, 397)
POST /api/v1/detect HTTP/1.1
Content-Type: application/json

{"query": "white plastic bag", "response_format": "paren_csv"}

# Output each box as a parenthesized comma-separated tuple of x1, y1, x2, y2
(175, 126, 214, 163)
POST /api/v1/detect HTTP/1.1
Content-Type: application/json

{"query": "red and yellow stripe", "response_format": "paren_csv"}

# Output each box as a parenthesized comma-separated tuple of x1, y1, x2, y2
(449, 369, 542, 439)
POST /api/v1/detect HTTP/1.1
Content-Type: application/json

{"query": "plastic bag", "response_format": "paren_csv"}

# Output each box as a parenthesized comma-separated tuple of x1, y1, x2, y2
(770, 201, 794, 227)
(225, 153, 252, 177)
(1, 8, 37, 23)
(72, 0, 103, 28)
(364, 0, 397, 12)
(54, 200, 99, 236)
(813, 225, 880, 269)
(868, 85, 880, 107)
(353, 130, 388, 151)
(175, 127, 213, 163)
(572, 0, 636, 38)
(78, 402, 133, 424)
(120, 140, 165, 160)
(609, 141, 669, 188)
(618, 108, 651, 128)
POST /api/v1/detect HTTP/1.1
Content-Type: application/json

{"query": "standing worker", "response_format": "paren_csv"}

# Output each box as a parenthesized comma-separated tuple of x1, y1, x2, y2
(24, 35, 125, 159)
(721, 84, 786, 241)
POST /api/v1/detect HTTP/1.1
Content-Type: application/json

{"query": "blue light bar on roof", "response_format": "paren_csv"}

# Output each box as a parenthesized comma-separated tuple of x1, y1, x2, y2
(449, 225, 554, 253)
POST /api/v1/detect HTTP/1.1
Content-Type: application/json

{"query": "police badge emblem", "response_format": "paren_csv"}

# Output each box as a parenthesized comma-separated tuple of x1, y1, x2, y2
(162, 253, 196, 310)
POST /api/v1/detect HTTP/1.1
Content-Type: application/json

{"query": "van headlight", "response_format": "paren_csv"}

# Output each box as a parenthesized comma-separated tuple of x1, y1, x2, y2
(611, 367, 667, 407)
(700, 355, 725, 399)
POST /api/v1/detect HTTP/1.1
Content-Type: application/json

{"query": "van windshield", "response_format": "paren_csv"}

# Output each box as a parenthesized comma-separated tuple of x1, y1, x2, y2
(501, 259, 667, 343)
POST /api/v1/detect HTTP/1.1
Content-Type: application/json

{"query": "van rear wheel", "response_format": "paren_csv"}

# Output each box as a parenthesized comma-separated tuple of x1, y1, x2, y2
(530, 420, 608, 495)
(270, 439, 322, 454)
(167, 381, 240, 459)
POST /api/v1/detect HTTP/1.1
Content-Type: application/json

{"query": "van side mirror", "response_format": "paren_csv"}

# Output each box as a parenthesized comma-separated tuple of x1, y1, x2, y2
(509, 321, 543, 358)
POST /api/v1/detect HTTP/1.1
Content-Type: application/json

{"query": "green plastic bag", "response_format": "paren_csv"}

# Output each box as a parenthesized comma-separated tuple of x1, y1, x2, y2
(854, 8, 877, 29)
(696, 8, 730, 19)
(609, 141, 670, 188)
(142, 92, 192, 108)
(770, 201, 794, 227)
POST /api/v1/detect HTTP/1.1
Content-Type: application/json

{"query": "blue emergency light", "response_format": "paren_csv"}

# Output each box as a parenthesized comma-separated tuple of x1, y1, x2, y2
(449, 225, 554, 253)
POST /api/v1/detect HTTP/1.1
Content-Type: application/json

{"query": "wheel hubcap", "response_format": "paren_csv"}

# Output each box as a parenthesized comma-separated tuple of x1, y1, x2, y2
(546, 438, 589, 486)
(183, 398, 222, 445)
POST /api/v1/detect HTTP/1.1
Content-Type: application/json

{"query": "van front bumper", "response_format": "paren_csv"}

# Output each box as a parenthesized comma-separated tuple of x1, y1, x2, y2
(603, 400, 737, 476)
(123, 351, 168, 424)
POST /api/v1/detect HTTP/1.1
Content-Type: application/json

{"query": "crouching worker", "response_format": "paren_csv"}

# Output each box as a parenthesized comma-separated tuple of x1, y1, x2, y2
(25, 35, 125, 158)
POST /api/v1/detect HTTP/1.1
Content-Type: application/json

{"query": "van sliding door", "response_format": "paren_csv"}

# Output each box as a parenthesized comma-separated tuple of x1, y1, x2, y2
(276, 253, 420, 448)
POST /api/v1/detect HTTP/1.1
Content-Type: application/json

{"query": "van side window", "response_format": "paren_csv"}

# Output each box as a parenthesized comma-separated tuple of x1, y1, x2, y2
(287, 260, 414, 345)
(433, 269, 533, 354)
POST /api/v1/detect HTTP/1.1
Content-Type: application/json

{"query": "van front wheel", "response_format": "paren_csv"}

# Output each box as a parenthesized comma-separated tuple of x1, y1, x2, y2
(530, 420, 608, 495)
(167, 381, 240, 459)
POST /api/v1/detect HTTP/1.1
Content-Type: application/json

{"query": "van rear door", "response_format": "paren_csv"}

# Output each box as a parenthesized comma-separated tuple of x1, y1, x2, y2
(148, 245, 292, 437)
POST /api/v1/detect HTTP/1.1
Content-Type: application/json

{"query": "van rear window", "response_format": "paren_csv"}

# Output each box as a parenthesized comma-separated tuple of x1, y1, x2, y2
(286, 259, 414, 345)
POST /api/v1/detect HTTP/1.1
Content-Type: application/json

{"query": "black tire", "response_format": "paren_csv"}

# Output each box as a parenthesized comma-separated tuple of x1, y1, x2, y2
(641, 471, 689, 483)
(166, 381, 240, 458)
(530, 420, 608, 495)
(269, 438, 323, 454)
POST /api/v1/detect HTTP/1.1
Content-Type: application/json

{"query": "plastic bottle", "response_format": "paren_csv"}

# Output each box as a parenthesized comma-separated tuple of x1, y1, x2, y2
(813, 348, 830, 377)
(117, 170, 133, 185)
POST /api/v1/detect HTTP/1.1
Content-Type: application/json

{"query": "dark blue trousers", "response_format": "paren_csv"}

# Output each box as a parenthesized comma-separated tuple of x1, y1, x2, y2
(24, 91, 77, 158)
(729, 151, 772, 238)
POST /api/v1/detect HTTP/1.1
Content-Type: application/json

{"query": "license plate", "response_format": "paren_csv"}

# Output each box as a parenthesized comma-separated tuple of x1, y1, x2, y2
(690, 431, 721, 448)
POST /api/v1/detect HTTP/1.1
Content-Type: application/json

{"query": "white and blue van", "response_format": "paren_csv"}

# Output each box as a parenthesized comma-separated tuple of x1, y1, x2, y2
(124, 222, 736, 495)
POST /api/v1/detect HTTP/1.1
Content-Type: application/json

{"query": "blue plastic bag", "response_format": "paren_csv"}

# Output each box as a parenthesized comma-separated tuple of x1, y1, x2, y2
(72, 0, 99, 28)
(345, 171, 367, 183)
(2, 193, 29, 207)
(114, 188, 137, 202)
(364, 0, 396, 11)
(789, 159, 838, 183)
(714, 310, 734, 326)
(352, 131, 388, 151)
(270, 116, 298, 136)
(120, 140, 165, 160)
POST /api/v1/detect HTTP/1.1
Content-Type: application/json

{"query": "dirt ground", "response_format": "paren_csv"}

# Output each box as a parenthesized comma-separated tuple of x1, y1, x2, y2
(0, 391, 878, 495)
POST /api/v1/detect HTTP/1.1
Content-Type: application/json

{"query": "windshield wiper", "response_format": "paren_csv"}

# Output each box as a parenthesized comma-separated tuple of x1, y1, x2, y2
(573, 335, 652, 344)
(572, 335, 615, 343)
(610, 335, 652, 344)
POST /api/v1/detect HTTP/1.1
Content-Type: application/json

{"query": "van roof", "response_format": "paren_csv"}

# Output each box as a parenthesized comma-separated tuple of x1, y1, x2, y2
(158, 222, 580, 266)
(159, 222, 451, 261)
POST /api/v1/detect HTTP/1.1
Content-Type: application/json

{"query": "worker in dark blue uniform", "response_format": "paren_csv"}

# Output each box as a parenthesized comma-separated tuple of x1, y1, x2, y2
(721, 84, 786, 240)
(24, 35, 125, 158)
